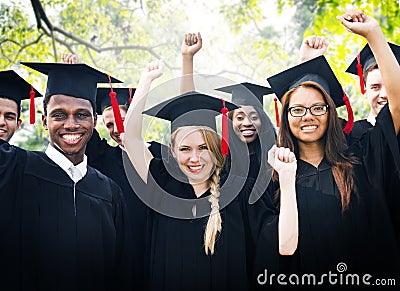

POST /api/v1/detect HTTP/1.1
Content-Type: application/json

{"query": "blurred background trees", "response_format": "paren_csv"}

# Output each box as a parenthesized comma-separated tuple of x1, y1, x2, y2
(1, 0, 399, 149)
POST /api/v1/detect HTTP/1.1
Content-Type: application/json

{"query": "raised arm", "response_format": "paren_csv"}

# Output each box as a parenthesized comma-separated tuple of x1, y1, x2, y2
(268, 145, 298, 255)
(299, 35, 329, 63)
(123, 60, 164, 182)
(338, 10, 400, 134)
(180, 32, 202, 94)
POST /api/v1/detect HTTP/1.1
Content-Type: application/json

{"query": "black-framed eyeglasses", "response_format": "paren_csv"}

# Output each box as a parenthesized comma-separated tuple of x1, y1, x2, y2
(288, 104, 329, 117)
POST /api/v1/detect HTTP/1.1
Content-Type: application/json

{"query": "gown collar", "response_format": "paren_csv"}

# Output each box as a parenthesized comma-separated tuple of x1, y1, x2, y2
(297, 157, 331, 178)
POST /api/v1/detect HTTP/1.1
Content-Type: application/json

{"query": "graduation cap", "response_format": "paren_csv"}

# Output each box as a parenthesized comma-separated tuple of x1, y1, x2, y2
(20, 62, 122, 113)
(0, 70, 42, 124)
(143, 91, 238, 156)
(345, 42, 400, 94)
(267, 56, 353, 134)
(96, 87, 135, 133)
(215, 82, 273, 107)
(96, 87, 135, 115)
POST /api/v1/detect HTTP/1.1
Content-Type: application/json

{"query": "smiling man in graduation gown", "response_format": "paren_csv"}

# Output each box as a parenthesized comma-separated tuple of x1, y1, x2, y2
(346, 42, 400, 246)
(0, 63, 133, 290)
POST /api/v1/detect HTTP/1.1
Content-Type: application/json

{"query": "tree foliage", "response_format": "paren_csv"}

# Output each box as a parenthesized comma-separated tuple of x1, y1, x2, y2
(2, 0, 399, 147)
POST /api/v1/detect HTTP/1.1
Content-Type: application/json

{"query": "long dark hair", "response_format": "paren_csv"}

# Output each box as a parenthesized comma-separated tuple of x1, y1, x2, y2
(277, 81, 357, 210)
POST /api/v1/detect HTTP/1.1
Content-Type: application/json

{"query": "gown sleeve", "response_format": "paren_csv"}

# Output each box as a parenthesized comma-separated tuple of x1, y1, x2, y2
(232, 175, 280, 288)
(0, 140, 25, 190)
(238, 177, 279, 244)
(355, 104, 400, 189)
(134, 158, 182, 216)
(0, 140, 27, 289)
(354, 106, 400, 237)
(246, 180, 281, 282)
(109, 179, 135, 290)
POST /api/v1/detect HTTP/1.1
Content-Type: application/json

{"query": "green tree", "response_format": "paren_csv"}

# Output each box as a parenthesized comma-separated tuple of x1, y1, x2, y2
(220, 0, 400, 119)
(2, 0, 399, 147)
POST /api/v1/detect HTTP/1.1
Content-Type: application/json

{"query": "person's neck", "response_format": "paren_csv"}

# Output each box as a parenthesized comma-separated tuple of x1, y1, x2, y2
(298, 141, 324, 167)
(247, 139, 259, 155)
(67, 155, 84, 166)
(190, 181, 209, 197)
(53, 144, 84, 166)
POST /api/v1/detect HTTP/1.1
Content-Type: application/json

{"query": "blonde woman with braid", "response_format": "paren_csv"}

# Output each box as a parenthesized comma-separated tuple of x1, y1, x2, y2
(123, 61, 277, 291)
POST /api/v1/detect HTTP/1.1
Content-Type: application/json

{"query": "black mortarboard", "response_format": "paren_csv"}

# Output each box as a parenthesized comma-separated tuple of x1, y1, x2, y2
(96, 87, 135, 115)
(267, 56, 353, 134)
(345, 42, 400, 94)
(143, 91, 238, 156)
(144, 91, 238, 132)
(215, 82, 273, 107)
(0, 70, 42, 123)
(268, 56, 345, 107)
(0, 70, 42, 106)
(21, 62, 122, 110)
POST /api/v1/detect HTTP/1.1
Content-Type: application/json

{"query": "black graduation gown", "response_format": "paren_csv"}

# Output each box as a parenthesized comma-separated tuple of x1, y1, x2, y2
(86, 129, 155, 288)
(350, 118, 400, 147)
(222, 134, 273, 207)
(350, 118, 400, 246)
(253, 106, 400, 290)
(0, 140, 133, 291)
(350, 119, 373, 142)
(140, 157, 275, 291)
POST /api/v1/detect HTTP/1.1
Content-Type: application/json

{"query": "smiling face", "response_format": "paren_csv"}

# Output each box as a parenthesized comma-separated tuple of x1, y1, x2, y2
(0, 97, 21, 142)
(365, 68, 387, 117)
(231, 105, 261, 143)
(102, 105, 127, 146)
(170, 126, 217, 185)
(288, 86, 328, 147)
(42, 94, 97, 165)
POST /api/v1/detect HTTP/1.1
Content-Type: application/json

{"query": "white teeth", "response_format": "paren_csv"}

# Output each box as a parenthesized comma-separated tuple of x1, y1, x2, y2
(242, 130, 254, 134)
(188, 165, 202, 171)
(63, 134, 81, 141)
(0, 129, 6, 133)
(301, 125, 317, 130)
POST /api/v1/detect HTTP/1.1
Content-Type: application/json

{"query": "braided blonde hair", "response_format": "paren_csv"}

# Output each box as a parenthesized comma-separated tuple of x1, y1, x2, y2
(204, 166, 222, 255)
(171, 126, 225, 255)
(199, 128, 225, 255)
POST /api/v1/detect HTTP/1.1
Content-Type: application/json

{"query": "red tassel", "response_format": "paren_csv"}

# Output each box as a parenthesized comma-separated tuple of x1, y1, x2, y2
(29, 85, 35, 124)
(128, 88, 133, 104)
(107, 75, 124, 134)
(274, 98, 280, 127)
(220, 99, 229, 157)
(342, 90, 354, 135)
(356, 53, 366, 94)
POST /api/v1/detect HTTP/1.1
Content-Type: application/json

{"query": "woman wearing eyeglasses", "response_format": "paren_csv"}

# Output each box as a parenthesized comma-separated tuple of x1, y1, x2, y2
(252, 10, 400, 288)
